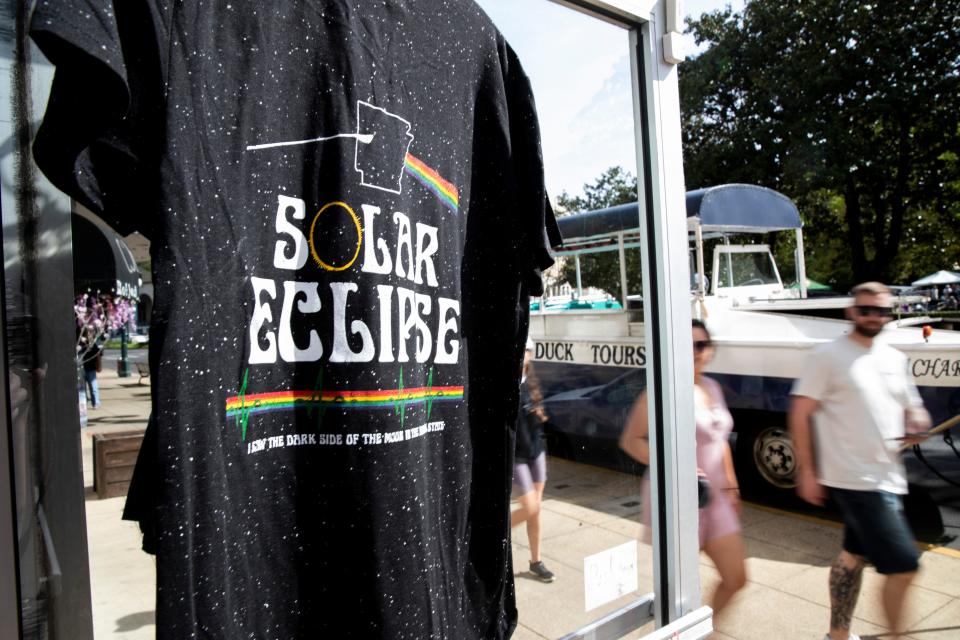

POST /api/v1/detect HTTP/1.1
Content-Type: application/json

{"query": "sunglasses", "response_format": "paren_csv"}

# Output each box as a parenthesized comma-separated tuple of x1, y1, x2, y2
(693, 340, 713, 353)
(853, 305, 892, 318)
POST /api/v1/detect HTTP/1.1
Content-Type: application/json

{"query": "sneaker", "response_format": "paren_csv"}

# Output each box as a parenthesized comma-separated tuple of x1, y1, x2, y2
(529, 561, 554, 583)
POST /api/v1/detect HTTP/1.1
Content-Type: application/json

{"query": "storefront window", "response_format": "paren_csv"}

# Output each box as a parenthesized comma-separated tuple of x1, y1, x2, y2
(1, 1, 703, 638)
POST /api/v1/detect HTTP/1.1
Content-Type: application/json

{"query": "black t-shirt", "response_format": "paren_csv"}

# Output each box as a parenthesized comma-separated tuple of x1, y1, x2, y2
(31, 1, 560, 638)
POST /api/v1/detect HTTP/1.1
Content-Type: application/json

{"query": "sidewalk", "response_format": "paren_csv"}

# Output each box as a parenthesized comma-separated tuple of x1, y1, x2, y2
(82, 368, 155, 639)
(511, 460, 960, 640)
(83, 370, 960, 639)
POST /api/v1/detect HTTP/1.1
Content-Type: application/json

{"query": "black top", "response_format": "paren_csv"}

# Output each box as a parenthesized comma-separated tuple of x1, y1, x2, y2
(31, 2, 559, 638)
(81, 344, 101, 373)
(513, 381, 544, 462)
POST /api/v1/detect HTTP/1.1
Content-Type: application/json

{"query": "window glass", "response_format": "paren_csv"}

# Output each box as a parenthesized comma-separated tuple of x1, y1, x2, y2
(477, 2, 658, 636)
(0, 27, 95, 638)
(716, 249, 780, 288)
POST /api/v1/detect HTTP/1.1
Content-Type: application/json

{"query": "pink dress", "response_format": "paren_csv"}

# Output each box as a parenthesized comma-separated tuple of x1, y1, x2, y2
(638, 376, 739, 546)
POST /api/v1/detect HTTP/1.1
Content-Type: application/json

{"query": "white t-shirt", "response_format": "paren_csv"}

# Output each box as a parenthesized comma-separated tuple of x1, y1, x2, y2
(791, 336, 923, 494)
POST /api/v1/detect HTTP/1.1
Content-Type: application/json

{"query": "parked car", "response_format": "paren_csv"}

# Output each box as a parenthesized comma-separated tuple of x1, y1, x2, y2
(541, 367, 646, 474)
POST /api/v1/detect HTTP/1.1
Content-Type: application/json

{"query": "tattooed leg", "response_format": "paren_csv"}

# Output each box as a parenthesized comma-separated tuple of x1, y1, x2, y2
(829, 551, 865, 639)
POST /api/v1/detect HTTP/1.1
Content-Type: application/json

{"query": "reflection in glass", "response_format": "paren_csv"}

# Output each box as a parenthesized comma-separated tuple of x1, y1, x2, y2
(477, 2, 656, 636)
(0, 9, 94, 638)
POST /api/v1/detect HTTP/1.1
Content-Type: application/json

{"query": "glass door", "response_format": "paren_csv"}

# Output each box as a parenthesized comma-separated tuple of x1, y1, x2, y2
(476, 1, 705, 637)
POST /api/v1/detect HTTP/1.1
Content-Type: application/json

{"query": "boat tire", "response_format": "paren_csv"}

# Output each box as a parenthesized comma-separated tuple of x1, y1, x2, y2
(734, 422, 799, 501)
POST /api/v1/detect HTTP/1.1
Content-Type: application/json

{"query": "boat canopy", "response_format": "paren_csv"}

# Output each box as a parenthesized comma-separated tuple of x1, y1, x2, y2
(555, 184, 801, 245)
(686, 184, 801, 233)
(555, 202, 640, 241)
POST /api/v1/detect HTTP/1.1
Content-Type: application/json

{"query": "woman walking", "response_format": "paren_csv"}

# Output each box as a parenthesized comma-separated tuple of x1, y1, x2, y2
(619, 319, 746, 616)
(512, 341, 554, 583)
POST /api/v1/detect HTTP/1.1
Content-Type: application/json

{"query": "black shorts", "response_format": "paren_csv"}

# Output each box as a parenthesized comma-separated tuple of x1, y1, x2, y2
(831, 488, 920, 575)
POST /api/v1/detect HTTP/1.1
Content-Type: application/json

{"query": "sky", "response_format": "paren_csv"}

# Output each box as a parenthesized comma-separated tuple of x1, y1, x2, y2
(473, 0, 744, 200)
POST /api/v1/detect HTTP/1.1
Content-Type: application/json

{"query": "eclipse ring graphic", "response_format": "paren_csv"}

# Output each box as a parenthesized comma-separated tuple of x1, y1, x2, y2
(308, 201, 363, 272)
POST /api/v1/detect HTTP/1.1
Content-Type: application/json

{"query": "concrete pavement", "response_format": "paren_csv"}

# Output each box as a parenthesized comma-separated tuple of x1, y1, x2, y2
(82, 369, 960, 639)
(82, 368, 154, 639)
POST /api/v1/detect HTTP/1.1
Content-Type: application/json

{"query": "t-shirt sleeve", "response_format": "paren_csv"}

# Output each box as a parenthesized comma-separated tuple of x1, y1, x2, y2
(30, 0, 164, 238)
(791, 347, 831, 401)
(500, 42, 561, 296)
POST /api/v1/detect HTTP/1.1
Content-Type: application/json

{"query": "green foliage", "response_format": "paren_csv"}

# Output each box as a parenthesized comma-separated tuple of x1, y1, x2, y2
(682, 0, 960, 287)
(556, 167, 642, 299)
(103, 339, 147, 350)
(557, 166, 638, 214)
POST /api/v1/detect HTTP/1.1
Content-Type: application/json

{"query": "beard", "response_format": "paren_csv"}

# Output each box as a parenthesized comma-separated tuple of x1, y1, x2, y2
(853, 323, 884, 338)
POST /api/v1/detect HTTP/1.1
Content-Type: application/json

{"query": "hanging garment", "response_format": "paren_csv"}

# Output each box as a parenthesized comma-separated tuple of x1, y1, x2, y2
(31, 1, 560, 638)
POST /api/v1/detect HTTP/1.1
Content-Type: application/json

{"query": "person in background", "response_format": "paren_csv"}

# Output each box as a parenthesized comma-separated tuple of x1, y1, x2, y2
(620, 319, 746, 617)
(82, 336, 103, 409)
(512, 340, 554, 583)
(789, 282, 931, 640)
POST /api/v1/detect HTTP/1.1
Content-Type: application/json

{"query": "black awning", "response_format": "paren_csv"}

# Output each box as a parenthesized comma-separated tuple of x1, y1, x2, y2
(72, 213, 140, 298)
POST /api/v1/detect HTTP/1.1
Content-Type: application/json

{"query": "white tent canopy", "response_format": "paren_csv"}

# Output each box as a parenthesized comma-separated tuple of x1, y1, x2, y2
(911, 270, 960, 286)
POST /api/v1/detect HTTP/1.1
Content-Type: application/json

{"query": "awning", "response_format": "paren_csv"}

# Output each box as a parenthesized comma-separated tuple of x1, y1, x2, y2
(72, 213, 141, 299)
(911, 270, 960, 286)
(788, 278, 833, 292)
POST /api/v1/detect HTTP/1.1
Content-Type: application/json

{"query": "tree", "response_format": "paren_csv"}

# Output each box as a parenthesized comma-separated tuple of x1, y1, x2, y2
(556, 167, 641, 299)
(557, 166, 638, 214)
(74, 293, 137, 366)
(681, 0, 960, 286)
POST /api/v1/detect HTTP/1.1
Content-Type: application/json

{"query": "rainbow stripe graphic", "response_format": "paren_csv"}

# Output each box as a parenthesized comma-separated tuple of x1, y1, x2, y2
(226, 386, 464, 419)
(404, 152, 459, 212)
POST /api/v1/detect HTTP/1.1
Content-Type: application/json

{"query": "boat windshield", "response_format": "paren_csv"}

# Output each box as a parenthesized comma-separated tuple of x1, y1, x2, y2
(716, 250, 780, 288)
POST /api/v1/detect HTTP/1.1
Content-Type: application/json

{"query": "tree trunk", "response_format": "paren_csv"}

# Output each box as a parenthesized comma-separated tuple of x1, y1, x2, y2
(877, 114, 912, 280)
(843, 174, 871, 282)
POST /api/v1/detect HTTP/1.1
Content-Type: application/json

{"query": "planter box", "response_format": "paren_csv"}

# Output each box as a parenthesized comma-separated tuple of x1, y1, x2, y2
(93, 430, 144, 499)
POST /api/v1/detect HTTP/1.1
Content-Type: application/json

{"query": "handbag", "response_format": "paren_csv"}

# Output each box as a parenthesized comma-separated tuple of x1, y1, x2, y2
(697, 473, 711, 508)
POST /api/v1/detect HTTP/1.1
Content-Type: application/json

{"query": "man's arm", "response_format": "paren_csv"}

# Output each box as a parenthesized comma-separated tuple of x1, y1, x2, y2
(903, 360, 932, 441)
(789, 395, 826, 506)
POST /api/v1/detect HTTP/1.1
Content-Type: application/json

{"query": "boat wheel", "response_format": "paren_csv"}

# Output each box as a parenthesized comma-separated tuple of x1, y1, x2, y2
(752, 426, 797, 490)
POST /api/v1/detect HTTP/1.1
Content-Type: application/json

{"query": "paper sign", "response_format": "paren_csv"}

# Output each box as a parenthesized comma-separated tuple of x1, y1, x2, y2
(583, 541, 638, 611)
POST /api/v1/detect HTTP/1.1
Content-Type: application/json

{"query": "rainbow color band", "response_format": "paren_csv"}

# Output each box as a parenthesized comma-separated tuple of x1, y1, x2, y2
(226, 385, 464, 417)
(404, 153, 459, 212)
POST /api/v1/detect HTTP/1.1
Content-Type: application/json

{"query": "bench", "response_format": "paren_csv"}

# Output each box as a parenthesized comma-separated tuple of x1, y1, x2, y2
(136, 362, 150, 385)
(93, 430, 145, 499)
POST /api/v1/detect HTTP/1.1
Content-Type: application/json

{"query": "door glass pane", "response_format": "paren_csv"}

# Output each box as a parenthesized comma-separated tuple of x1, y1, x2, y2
(476, 2, 657, 636)
(0, 24, 94, 638)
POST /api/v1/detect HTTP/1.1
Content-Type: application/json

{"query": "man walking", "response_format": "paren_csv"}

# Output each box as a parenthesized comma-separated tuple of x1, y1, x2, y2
(789, 282, 930, 640)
